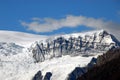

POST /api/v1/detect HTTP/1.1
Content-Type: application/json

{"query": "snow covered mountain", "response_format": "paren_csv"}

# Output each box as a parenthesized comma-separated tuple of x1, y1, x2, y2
(0, 42, 23, 56)
(0, 30, 48, 47)
(29, 30, 120, 62)
(0, 30, 119, 80)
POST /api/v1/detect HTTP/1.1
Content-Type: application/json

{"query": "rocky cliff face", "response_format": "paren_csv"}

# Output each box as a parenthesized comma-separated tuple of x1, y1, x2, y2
(32, 71, 52, 80)
(29, 30, 120, 62)
(66, 57, 97, 80)
(77, 47, 120, 80)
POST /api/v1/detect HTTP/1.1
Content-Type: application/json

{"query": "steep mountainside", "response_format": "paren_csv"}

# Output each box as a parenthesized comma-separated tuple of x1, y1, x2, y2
(77, 48, 120, 80)
(29, 30, 120, 62)
(0, 30, 119, 80)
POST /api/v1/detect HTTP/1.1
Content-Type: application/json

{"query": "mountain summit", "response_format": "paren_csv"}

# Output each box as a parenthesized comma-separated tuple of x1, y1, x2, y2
(0, 30, 119, 80)
(29, 30, 120, 62)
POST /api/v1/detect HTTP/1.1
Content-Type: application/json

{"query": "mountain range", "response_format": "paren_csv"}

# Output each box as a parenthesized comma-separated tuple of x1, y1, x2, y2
(0, 30, 119, 80)
(29, 30, 120, 62)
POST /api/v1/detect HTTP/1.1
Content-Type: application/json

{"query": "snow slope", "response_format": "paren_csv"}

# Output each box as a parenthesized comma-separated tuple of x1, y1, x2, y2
(0, 30, 119, 80)
(0, 30, 48, 47)
(0, 53, 98, 80)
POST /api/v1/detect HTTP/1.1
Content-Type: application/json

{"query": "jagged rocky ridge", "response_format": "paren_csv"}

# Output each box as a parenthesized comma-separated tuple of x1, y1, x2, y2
(66, 57, 97, 80)
(29, 30, 120, 62)
(77, 47, 120, 80)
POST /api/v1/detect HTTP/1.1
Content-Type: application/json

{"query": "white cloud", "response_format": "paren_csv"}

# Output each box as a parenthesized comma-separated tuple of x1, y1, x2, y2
(21, 15, 120, 40)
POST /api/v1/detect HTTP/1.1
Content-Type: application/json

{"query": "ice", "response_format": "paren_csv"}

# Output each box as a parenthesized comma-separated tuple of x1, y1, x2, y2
(0, 30, 119, 80)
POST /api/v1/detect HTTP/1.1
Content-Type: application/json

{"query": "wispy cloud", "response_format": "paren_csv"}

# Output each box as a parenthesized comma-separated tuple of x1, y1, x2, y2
(21, 15, 120, 40)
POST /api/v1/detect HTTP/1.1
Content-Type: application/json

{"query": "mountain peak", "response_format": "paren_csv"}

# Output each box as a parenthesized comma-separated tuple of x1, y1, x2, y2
(99, 29, 109, 36)
(29, 30, 120, 62)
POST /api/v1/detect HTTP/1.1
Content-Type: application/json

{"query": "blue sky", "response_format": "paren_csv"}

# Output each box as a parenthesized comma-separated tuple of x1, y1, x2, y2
(0, 0, 120, 37)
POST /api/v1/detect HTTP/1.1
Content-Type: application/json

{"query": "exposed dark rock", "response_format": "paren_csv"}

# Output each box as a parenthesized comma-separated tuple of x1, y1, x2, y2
(77, 48, 120, 80)
(87, 57, 97, 68)
(32, 71, 43, 80)
(67, 67, 87, 80)
(43, 72, 52, 80)
(66, 57, 97, 80)
(96, 47, 120, 66)
(32, 71, 52, 80)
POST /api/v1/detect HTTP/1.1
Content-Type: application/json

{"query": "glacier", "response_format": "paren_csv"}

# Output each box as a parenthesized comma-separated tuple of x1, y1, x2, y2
(0, 30, 119, 80)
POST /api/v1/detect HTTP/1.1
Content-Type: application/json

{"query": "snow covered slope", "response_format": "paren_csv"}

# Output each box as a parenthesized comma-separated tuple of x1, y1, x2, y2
(0, 30, 119, 80)
(30, 30, 120, 62)
(0, 30, 48, 47)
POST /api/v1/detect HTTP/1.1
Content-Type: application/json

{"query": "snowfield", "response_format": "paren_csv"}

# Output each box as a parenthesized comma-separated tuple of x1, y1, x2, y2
(0, 50, 98, 80)
(0, 30, 118, 80)
(0, 30, 48, 47)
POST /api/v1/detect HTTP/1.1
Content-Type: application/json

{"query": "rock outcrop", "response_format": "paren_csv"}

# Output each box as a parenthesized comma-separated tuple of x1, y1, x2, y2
(77, 48, 120, 80)
(29, 30, 120, 62)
